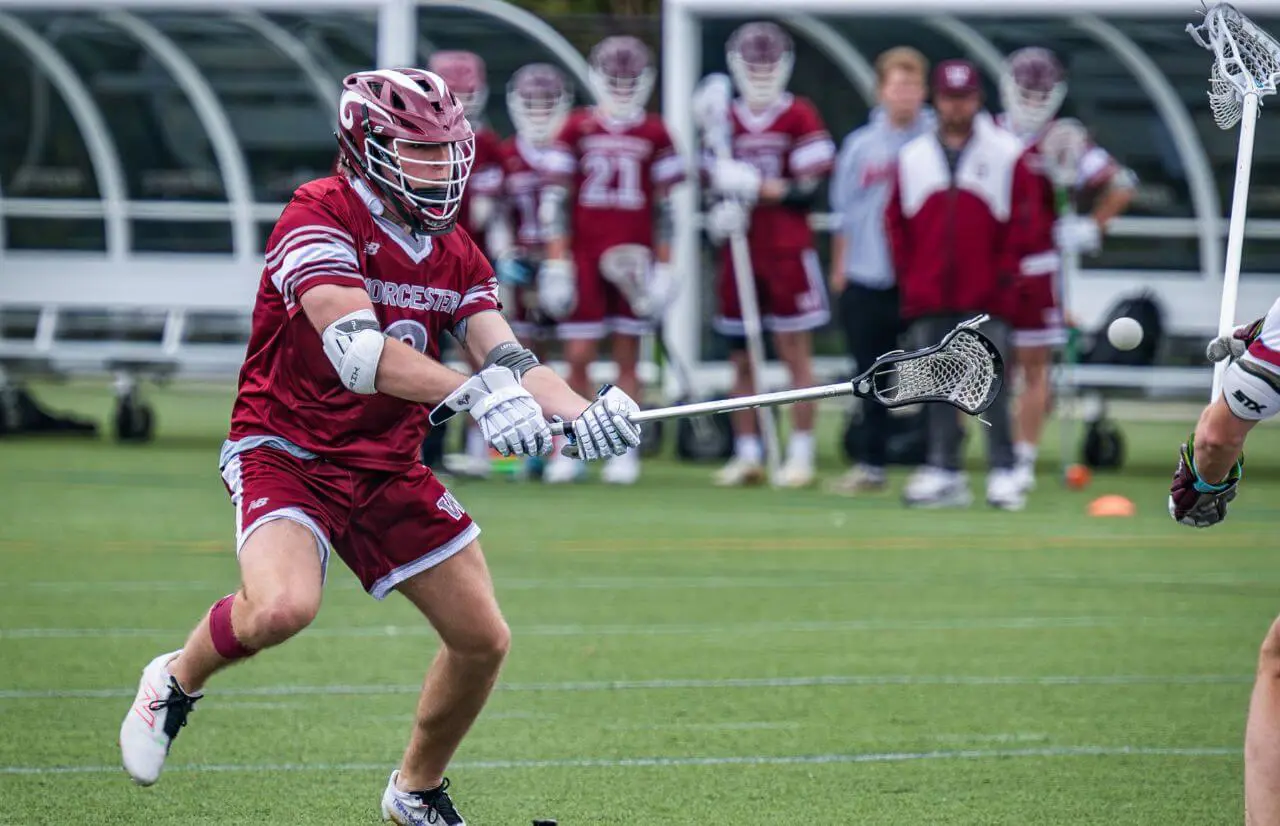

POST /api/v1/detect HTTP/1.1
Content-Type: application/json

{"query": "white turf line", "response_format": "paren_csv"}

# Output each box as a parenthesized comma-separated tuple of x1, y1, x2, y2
(0, 673, 1250, 700)
(0, 746, 1240, 776)
(0, 615, 1239, 641)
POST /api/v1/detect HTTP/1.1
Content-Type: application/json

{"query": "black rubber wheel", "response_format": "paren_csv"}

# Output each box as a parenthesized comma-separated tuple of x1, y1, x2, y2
(675, 411, 734, 462)
(114, 395, 155, 443)
(1082, 418, 1125, 470)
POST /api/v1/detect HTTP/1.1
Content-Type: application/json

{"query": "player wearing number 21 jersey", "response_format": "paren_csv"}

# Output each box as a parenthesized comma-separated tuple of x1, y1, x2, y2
(118, 67, 643, 826)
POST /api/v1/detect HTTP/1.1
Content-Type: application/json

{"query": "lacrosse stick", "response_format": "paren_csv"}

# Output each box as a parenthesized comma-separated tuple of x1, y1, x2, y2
(1039, 118, 1089, 483)
(550, 315, 1003, 435)
(1189, 2, 1280, 400)
(694, 72, 783, 484)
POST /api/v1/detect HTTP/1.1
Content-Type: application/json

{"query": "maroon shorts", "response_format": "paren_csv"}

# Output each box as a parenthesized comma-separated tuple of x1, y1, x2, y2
(1012, 275, 1066, 347)
(220, 447, 479, 599)
(713, 248, 830, 336)
(557, 245, 652, 340)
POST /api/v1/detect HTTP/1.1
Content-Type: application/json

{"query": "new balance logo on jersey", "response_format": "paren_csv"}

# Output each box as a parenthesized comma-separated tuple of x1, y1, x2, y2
(364, 241, 381, 256)
(367, 279, 462, 314)
(1233, 389, 1266, 414)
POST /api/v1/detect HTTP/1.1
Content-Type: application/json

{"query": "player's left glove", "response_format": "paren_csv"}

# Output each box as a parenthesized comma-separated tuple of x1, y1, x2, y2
(709, 158, 762, 203)
(705, 200, 749, 244)
(1168, 435, 1243, 528)
(434, 366, 553, 458)
(1206, 317, 1264, 363)
(558, 385, 642, 461)
(1053, 215, 1102, 255)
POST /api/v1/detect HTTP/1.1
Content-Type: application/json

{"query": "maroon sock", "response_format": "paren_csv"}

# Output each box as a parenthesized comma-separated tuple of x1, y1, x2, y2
(208, 594, 257, 660)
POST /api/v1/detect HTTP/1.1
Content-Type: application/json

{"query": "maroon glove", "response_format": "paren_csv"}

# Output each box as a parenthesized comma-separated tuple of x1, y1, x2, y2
(1168, 436, 1243, 528)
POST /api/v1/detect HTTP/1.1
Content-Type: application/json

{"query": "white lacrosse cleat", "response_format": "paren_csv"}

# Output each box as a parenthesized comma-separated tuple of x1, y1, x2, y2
(542, 455, 586, 484)
(775, 456, 816, 488)
(601, 452, 641, 485)
(1011, 461, 1037, 494)
(382, 772, 466, 825)
(903, 467, 972, 508)
(986, 469, 1027, 511)
(824, 464, 888, 496)
(119, 650, 201, 786)
(713, 457, 766, 487)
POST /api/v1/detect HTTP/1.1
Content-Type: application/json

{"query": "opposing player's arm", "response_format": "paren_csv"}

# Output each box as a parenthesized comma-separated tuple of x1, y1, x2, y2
(452, 309, 590, 420)
(299, 283, 468, 404)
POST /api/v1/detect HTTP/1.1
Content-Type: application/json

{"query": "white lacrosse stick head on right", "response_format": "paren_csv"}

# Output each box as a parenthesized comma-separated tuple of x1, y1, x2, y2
(1038, 118, 1090, 190)
(1188, 2, 1280, 129)
(692, 73, 734, 151)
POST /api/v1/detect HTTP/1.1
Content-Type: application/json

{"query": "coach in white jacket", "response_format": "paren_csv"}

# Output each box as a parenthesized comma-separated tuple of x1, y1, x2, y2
(827, 47, 935, 494)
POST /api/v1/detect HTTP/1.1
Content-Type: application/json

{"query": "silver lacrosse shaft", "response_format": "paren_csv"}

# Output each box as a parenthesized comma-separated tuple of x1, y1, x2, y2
(1214, 90, 1260, 400)
(549, 381, 858, 436)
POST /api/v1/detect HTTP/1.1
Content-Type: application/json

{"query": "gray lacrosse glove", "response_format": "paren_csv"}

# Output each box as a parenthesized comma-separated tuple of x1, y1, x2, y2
(438, 366, 553, 458)
(1207, 317, 1264, 363)
(1168, 435, 1243, 528)
(559, 385, 642, 461)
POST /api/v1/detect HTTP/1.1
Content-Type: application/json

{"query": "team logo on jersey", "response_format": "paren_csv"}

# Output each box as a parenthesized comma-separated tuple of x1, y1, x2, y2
(364, 241, 381, 256)
(437, 491, 466, 521)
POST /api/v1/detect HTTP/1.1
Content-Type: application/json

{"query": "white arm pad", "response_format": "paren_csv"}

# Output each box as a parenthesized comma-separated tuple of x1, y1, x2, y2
(1223, 356, 1280, 421)
(321, 309, 385, 395)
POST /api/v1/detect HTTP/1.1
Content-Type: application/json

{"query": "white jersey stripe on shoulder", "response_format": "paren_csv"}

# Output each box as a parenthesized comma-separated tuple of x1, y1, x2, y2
(651, 154, 686, 184)
(267, 230, 356, 270)
(790, 138, 836, 175)
(267, 224, 354, 261)
(285, 271, 366, 305)
(270, 242, 360, 294)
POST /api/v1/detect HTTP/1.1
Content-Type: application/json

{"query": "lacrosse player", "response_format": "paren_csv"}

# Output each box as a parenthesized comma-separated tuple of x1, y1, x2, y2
(1170, 303, 1280, 823)
(704, 21, 837, 488)
(996, 47, 1135, 493)
(539, 35, 686, 485)
(118, 69, 642, 826)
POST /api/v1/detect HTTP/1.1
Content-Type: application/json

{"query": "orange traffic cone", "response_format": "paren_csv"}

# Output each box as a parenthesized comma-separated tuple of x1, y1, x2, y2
(1088, 494, 1136, 517)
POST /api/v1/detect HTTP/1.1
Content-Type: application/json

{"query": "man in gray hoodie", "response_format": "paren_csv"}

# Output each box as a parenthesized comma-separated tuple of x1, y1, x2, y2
(827, 47, 935, 494)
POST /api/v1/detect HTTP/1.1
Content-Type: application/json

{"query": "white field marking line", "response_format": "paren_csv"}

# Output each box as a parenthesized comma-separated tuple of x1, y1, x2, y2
(0, 673, 1251, 701)
(0, 746, 1240, 776)
(0, 615, 1237, 641)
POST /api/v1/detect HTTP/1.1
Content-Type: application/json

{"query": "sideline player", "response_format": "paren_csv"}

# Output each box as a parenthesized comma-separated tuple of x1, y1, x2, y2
(704, 21, 836, 488)
(540, 35, 685, 485)
(1169, 304, 1278, 824)
(118, 69, 642, 826)
(997, 47, 1134, 492)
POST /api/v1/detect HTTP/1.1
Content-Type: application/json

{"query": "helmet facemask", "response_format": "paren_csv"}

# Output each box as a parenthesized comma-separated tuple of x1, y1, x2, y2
(590, 64, 655, 121)
(361, 116, 475, 235)
(508, 69, 572, 145)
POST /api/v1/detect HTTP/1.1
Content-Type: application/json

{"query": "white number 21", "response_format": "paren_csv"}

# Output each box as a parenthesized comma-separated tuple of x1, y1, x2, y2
(580, 153, 644, 210)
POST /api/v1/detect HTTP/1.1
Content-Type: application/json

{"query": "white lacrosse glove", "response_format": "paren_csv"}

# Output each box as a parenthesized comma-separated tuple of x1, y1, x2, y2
(706, 200, 749, 244)
(437, 366, 553, 458)
(559, 386, 642, 461)
(1053, 215, 1102, 255)
(709, 158, 762, 203)
(1207, 317, 1264, 363)
(537, 259, 577, 320)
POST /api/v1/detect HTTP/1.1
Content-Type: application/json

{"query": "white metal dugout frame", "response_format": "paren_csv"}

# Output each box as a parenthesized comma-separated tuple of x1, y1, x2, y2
(662, 0, 1280, 384)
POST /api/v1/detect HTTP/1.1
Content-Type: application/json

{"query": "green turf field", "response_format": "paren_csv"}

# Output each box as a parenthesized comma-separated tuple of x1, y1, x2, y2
(2, 381, 1277, 824)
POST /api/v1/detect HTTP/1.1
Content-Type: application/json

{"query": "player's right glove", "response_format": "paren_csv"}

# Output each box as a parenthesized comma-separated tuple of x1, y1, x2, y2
(1052, 215, 1102, 255)
(709, 158, 762, 203)
(705, 200, 749, 244)
(1168, 434, 1243, 528)
(1206, 317, 1264, 363)
(435, 366, 553, 458)
(537, 259, 576, 320)
(557, 385, 642, 461)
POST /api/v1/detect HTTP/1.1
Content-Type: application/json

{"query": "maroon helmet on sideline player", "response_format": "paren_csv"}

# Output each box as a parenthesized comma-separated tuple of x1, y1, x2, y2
(588, 36, 655, 120)
(727, 22, 794, 110)
(336, 68, 476, 235)
(507, 63, 573, 145)
(1000, 47, 1066, 135)
(429, 50, 488, 119)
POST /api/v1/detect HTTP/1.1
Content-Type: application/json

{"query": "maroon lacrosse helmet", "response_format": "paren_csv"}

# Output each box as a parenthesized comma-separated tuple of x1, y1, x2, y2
(727, 22, 794, 109)
(428, 51, 488, 119)
(336, 68, 476, 235)
(1000, 47, 1066, 135)
(507, 62, 573, 144)
(589, 36, 654, 120)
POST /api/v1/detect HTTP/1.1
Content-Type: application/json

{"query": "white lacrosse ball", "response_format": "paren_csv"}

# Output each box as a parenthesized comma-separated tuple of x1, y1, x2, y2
(1107, 317, 1144, 351)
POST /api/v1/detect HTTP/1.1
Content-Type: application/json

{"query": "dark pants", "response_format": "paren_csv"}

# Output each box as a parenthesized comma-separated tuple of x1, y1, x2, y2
(839, 283, 901, 469)
(907, 314, 1014, 473)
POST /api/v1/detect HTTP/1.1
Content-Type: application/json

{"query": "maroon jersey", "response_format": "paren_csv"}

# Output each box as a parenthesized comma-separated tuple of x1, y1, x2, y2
(727, 94, 835, 256)
(542, 108, 685, 253)
(500, 135, 551, 257)
(458, 126, 504, 244)
(229, 176, 500, 472)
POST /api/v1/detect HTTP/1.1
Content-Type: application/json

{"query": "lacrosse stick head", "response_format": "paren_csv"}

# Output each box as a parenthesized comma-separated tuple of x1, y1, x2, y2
(861, 315, 1004, 415)
(692, 73, 734, 152)
(1188, 2, 1280, 129)
(1038, 118, 1089, 190)
(599, 244, 654, 316)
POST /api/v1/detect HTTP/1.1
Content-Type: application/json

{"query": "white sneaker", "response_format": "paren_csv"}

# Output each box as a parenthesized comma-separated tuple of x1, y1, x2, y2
(601, 453, 641, 485)
(987, 468, 1027, 511)
(713, 457, 766, 487)
(442, 453, 491, 479)
(776, 456, 816, 488)
(824, 465, 888, 496)
(903, 467, 972, 508)
(382, 772, 466, 825)
(542, 456, 586, 484)
(1011, 462, 1036, 494)
(119, 650, 201, 786)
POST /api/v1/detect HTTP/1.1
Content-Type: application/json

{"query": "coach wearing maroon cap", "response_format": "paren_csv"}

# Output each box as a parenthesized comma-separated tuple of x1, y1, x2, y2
(886, 59, 1043, 510)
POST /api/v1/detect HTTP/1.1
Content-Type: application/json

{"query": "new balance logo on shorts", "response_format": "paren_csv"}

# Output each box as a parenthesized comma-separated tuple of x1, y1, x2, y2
(1234, 389, 1266, 414)
(248, 497, 270, 513)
